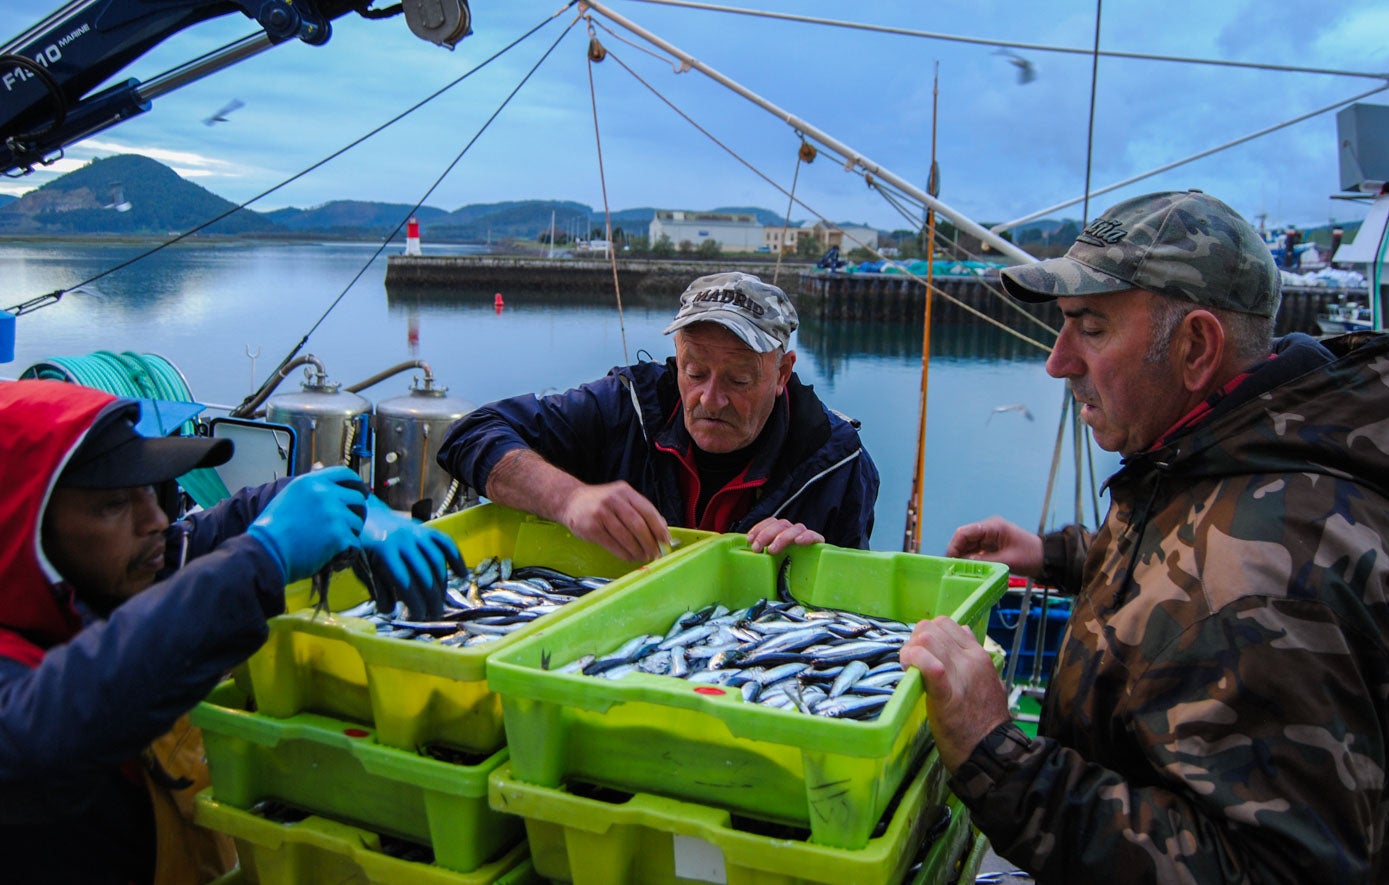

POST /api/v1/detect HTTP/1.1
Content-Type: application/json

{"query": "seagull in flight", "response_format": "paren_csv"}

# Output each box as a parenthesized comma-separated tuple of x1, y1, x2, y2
(993, 49, 1037, 84)
(102, 182, 131, 212)
(203, 98, 244, 126)
(987, 403, 1035, 423)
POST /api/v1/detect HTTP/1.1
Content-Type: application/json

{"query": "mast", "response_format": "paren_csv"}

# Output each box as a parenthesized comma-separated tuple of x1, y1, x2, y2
(903, 62, 941, 554)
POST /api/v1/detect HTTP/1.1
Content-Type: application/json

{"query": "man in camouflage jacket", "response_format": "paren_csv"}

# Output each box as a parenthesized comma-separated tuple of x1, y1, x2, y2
(904, 190, 1388, 883)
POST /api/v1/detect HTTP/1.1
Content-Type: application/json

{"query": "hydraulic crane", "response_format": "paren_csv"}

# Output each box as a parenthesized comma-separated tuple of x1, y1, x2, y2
(0, 0, 473, 177)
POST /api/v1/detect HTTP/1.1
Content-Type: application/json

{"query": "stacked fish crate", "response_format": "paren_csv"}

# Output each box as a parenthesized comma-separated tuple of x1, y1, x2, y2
(191, 504, 714, 885)
(485, 535, 1009, 885)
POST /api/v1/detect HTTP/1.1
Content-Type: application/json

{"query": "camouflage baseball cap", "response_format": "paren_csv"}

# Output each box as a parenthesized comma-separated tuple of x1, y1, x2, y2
(663, 271, 799, 353)
(1001, 190, 1281, 317)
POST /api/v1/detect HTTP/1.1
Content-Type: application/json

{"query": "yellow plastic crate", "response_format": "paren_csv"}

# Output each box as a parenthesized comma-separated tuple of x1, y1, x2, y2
(489, 750, 947, 884)
(192, 682, 521, 874)
(246, 503, 712, 753)
(194, 792, 539, 885)
(907, 794, 973, 885)
(487, 536, 1008, 849)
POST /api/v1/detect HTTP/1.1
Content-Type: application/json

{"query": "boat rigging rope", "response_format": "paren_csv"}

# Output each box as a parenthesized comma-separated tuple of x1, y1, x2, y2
(5, 4, 579, 325)
(583, 19, 631, 365)
(864, 177, 1057, 345)
(230, 8, 584, 415)
(1003, 384, 1073, 689)
(1080, 0, 1103, 227)
(771, 139, 814, 288)
(626, 0, 1389, 82)
(590, 24, 1058, 353)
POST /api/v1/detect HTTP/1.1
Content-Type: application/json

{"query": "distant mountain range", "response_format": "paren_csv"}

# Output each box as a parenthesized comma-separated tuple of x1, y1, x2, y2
(8, 154, 1341, 250)
(0, 154, 839, 241)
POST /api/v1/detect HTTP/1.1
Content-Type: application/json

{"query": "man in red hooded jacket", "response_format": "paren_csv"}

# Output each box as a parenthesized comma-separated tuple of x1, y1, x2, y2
(0, 379, 461, 883)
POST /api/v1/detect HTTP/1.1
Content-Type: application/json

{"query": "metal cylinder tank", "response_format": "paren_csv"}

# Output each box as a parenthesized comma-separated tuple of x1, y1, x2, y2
(265, 368, 372, 478)
(373, 377, 477, 515)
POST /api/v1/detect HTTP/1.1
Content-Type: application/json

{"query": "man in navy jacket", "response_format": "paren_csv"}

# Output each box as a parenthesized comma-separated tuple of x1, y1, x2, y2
(438, 272, 880, 560)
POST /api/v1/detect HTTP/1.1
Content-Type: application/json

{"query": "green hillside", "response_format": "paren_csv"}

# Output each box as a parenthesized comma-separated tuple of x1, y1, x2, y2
(0, 154, 278, 235)
(0, 155, 842, 242)
(266, 200, 451, 234)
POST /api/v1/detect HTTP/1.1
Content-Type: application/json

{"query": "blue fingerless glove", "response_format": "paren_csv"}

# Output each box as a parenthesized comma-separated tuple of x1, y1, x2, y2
(361, 495, 465, 620)
(247, 466, 369, 584)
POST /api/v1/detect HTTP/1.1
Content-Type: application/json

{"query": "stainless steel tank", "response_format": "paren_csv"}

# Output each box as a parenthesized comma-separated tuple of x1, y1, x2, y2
(373, 377, 477, 515)
(265, 366, 372, 477)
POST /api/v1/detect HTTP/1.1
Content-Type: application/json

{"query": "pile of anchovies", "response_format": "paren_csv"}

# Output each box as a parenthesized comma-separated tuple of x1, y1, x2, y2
(336, 556, 610, 648)
(561, 558, 913, 721)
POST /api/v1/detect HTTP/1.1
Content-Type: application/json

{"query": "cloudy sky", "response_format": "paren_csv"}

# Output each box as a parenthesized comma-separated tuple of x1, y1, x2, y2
(3, 0, 1387, 237)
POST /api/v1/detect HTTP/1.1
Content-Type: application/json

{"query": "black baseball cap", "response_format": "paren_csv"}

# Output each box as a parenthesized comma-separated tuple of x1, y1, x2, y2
(58, 400, 232, 489)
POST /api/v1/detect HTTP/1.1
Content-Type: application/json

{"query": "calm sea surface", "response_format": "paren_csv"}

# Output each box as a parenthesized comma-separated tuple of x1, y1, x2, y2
(2, 240, 1119, 554)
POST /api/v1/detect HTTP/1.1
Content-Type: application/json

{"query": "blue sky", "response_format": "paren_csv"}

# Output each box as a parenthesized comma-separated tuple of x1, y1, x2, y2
(2, 0, 1387, 237)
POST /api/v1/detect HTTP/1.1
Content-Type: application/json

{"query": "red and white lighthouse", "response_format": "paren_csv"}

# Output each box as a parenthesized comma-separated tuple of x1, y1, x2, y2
(405, 216, 422, 256)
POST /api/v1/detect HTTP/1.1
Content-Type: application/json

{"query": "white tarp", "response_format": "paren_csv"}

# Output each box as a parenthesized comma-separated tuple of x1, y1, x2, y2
(1335, 193, 1389, 267)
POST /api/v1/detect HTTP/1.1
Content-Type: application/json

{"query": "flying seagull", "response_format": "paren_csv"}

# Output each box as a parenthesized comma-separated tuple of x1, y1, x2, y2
(987, 403, 1035, 423)
(203, 98, 244, 126)
(993, 49, 1037, 85)
(102, 182, 131, 212)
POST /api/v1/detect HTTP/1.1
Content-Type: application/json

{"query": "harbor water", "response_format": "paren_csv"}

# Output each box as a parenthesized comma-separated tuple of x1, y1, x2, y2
(3, 240, 1118, 555)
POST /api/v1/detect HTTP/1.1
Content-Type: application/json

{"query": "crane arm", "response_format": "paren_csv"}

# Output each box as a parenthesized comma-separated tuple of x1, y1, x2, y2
(0, 0, 472, 176)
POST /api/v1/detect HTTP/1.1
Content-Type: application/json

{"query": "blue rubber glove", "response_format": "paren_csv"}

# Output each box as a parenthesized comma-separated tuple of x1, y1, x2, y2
(361, 495, 465, 620)
(247, 466, 369, 584)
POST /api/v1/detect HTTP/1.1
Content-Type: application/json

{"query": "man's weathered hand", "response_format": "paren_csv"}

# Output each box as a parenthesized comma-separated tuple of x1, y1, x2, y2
(946, 515, 1043, 578)
(746, 517, 823, 554)
(900, 616, 1012, 771)
(561, 480, 672, 562)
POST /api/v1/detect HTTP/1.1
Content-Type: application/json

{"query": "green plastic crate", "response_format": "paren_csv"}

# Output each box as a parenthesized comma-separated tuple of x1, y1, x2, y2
(907, 795, 972, 885)
(191, 682, 522, 874)
(194, 792, 539, 885)
(956, 831, 991, 884)
(489, 749, 947, 885)
(246, 503, 713, 753)
(486, 536, 1008, 849)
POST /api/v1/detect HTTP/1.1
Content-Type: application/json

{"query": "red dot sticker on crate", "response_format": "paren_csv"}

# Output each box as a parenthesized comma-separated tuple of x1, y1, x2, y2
(342, 728, 370, 738)
(693, 686, 726, 696)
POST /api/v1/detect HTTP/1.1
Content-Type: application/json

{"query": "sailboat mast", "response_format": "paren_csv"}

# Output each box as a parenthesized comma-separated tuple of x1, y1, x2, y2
(580, 0, 1037, 266)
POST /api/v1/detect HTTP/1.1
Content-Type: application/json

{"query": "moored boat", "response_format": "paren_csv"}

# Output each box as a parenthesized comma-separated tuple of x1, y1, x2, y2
(1316, 299, 1375, 334)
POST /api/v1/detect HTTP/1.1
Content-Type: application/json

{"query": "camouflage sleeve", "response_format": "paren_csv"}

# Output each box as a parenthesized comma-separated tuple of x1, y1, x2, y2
(948, 595, 1384, 884)
(1036, 523, 1089, 594)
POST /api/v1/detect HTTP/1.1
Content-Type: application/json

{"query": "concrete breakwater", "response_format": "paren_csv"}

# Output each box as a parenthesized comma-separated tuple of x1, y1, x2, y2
(384, 255, 799, 296)
(797, 269, 1371, 337)
(385, 255, 1368, 336)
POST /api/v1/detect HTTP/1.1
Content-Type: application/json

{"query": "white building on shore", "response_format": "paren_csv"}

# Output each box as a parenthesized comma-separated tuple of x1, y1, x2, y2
(648, 209, 878, 255)
(809, 220, 880, 252)
(649, 210, 763, 252)
(763, 224, 808, 254)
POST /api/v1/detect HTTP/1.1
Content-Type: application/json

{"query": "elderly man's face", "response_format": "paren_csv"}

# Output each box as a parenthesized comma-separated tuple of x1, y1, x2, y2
(43, 485, 169, 608)
(675, 323, 794, 453)
(1045, 289, 1188, 457)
